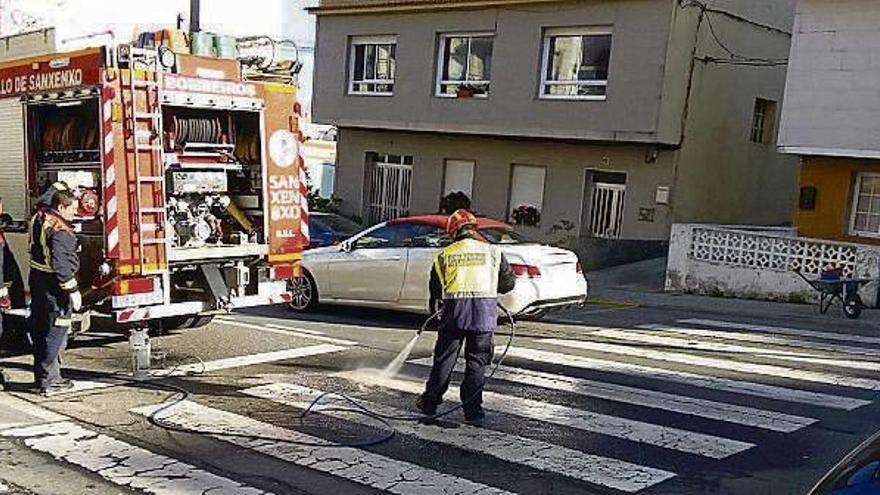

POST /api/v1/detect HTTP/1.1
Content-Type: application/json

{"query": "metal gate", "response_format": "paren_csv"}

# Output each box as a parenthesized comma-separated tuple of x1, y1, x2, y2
(589, 182, 626, 239)
(369, 160, 413, 223)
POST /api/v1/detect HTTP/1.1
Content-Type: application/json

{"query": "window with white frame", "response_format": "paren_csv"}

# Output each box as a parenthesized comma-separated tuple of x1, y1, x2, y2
(508, 164, 546, 227)
(437, 33, 493, 97)
(750, 98, 777, 144)
(541, 27, 612, 99)
(349, 36, 397, 95)
(851, 173, 880, 237)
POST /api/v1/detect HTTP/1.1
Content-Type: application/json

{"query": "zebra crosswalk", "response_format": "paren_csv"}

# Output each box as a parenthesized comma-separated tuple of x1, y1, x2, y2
(1, 316, 879, 494)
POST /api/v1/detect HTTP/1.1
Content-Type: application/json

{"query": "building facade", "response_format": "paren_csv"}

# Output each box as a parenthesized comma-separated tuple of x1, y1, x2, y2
(779, 0, 880, 245)
(311, 0, 799, 268)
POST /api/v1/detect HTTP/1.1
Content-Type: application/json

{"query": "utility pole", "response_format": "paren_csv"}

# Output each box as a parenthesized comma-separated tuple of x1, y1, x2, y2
(189, 0, 201, 33)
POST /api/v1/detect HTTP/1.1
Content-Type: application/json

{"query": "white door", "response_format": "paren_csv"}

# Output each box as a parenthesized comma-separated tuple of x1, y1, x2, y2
(369, 159, 413, 223)
(328, 223, 418, 302)
(443, 159, 474, 197)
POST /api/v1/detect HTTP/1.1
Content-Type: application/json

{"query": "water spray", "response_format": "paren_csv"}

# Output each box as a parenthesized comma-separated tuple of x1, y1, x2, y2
(381, 308, 442, 378)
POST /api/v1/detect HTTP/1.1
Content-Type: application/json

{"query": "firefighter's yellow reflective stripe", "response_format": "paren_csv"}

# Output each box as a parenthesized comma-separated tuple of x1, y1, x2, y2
(435, 239, 500, 299)
(40, 220, 52, 274)
(60, 278, 78, 291)
(28, 215, 36, 253)
(55, 316, 72, 329)
(29, 261, 52, 272)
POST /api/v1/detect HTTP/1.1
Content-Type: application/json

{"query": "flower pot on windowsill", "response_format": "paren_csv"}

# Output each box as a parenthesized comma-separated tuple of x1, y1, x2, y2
(456, 86, 476, 98)
(456, 85, 486, 98)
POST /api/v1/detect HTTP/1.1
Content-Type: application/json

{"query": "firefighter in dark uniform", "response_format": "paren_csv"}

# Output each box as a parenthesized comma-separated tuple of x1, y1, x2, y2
(30, 188, 81, 395)
(417, 209, 516, 424)
(0, 197, 12, 390)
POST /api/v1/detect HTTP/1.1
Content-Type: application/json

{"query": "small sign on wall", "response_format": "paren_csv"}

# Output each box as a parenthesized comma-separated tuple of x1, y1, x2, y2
(639, 207, 656, 223)
(655, 186, 671, 205)
(799, 186, 817, 211)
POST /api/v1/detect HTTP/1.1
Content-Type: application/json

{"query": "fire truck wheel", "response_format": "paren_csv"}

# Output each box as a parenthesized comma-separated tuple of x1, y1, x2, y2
(156, 315, 216, 332)
(288, 272, 317, 312)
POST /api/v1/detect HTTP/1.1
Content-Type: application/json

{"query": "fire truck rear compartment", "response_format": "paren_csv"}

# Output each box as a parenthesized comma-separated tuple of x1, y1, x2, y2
(161, 105, 269, 310)
(28, 95, 105, 291)
(162, 106, 265, 254)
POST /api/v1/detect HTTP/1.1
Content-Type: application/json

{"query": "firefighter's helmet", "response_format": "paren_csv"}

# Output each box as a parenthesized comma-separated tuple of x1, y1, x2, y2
(446, 209, 478, 237)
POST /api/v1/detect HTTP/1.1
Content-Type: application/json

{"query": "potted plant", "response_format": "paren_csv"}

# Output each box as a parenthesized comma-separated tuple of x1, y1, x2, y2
(511, 205, 541, 227)
(456, 84, 486, 98)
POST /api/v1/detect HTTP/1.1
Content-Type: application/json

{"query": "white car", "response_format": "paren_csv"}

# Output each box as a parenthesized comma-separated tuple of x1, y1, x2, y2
(289, 215, 588, 316)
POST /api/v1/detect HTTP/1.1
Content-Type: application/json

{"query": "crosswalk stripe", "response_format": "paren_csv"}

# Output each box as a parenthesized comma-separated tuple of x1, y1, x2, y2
(407, 358, 817, 432)
(243, 383, 676, 493)
(496, 346, 870, 410)
(0, 421, 269, 494)
(0, 394, 66, 429)
(65, 344, 349, 394)
(680, 319, 880, 346)
(582, 328, 880, 373)
(264, 323, 324, 335)
(168, 345, 349, 375)
(542, 338, 880, 390)
(132, 401, 512, 495)
(215, 318, 358, 346)
(640, 324, 878, 358)
(336, 370, 755, 459)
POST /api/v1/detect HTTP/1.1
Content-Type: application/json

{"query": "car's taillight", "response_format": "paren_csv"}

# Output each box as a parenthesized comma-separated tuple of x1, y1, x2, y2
(511, 264, 541, 278)
(113, 277, 156, 296)
(576, 262, 583, 274)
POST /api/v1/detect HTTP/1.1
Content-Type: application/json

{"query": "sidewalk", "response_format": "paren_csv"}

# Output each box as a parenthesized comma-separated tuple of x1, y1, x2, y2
(574, 257, 880, 328)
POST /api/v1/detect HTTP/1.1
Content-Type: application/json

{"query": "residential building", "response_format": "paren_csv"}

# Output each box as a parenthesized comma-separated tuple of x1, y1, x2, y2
(310, 0, 799, 268)
(779, 0, 880, 245)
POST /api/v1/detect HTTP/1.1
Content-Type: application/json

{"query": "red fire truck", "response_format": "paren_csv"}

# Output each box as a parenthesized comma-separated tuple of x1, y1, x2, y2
(0, 44, 307, 330)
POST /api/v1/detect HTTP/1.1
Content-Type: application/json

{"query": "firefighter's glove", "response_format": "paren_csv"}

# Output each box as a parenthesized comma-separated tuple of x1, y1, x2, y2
(69, 290, 83, 312)
(0, 287, 9, 313)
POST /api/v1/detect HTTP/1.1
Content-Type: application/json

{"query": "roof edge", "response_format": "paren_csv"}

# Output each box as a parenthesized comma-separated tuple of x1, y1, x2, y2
(779, 145, 880, 160)
(308, 0, 565, 15)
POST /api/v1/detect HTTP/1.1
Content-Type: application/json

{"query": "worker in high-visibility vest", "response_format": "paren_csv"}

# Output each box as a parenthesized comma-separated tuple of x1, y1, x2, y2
(417, 209, 516, 424)
(30, 189, 81, 396)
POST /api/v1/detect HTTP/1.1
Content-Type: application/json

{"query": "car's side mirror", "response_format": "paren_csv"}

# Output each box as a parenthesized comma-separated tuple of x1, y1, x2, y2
(340, 241, 354, 253)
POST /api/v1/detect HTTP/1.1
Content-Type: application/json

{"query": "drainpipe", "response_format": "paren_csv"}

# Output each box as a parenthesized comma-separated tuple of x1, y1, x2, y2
(189, 0, 201, 33)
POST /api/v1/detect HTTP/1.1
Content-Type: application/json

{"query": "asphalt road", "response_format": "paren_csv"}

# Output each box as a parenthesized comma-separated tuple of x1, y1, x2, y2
(0, 298, 878, 495)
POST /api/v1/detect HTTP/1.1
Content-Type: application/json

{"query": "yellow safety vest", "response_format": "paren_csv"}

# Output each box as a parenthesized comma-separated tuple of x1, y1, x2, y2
(434, 238, 501, 300)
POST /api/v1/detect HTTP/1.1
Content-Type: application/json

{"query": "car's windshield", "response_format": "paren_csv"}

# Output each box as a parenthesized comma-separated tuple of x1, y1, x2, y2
(479, 227, 533, 244)
(312, 215, 362, 237)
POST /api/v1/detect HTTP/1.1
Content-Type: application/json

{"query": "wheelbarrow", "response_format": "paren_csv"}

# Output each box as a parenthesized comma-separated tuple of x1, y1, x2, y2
(794, 270, 875, 319)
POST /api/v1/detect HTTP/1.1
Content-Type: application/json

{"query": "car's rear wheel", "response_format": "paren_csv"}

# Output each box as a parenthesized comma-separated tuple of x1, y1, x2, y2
(288, 272, 318, 312)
